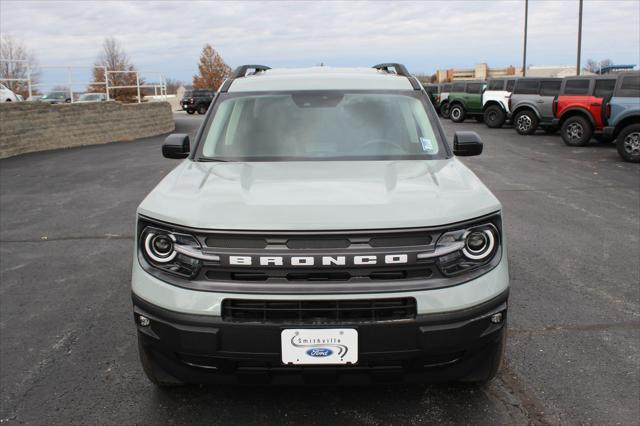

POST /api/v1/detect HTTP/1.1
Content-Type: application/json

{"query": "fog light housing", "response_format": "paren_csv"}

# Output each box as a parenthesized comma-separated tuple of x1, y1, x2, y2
(490, 313, 503, 324)
(138, 315, 150, 327)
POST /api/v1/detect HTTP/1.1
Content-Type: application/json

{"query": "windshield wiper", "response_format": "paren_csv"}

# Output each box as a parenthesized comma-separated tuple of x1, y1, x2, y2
(198, 158, 229, 162)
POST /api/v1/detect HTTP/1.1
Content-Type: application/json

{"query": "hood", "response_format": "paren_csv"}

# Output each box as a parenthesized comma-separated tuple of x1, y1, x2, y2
(138, 159, 501, 231)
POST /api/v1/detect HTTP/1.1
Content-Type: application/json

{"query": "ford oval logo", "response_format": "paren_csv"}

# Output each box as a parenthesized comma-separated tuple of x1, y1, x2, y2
(306, 348, 333, 357)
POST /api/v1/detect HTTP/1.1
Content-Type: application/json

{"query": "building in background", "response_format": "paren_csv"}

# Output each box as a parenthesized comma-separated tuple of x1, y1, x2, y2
(433, 63, 596, 82)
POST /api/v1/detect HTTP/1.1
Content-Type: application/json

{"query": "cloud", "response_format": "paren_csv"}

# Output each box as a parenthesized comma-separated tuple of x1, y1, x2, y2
(1, 0, 638, 88)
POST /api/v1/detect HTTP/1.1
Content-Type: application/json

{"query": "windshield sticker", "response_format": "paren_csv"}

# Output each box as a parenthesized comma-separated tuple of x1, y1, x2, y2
(419, 137, 434, 152)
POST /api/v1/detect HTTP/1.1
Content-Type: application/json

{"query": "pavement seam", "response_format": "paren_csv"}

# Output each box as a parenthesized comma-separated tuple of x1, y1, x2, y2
(0, 234, 134, 243)
(509, 320, 640, 334)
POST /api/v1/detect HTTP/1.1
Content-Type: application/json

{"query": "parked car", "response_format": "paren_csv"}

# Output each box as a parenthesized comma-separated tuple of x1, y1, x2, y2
(509, 78, 562, 135)
(438, 83, 452, 118)
(133, 63, 509, 387)
(0, 83, 20, 102)
(552, 76, 617, 146)
(602, 72, 640, 162)
(40, 91, 72, 104)
(482, 77, 517, 128)
(77, 93, 108, 103)
(447, 80, 486, 123)
(424, 83, 439, 107)
(181, 89, 215, 114)
(27, 95, 42, 102)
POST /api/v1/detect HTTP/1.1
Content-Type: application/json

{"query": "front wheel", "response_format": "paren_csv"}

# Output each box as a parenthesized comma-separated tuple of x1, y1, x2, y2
(440, 102, 451, 119)
(138, 337, 184, 387)
(197, 104, 208, 115)
(513, 110, 538, 135)
(484, 105, 506, 128)
(186, 109, 195, 115)
(459, 325, 506, 385)
(561, 116, 592, 146)
(616, 124, 640, 163)
(449, 104, 466, 123)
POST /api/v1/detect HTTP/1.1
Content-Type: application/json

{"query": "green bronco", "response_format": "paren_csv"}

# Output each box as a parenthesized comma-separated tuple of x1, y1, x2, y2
(447, 81, 486, 123)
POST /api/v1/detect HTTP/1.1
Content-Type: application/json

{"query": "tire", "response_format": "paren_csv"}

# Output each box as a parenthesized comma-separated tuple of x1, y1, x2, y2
(197, 104, 208, 115)
(449, 104, 466, 123)
(561, 116, 592, 147)
(138, 337, 184, 387)
(513, 110, 538, 135)
(186, 109, 195, 115)
(484, 105, 506, 128)
(616, 123, 640, 163)
(440, 102, 451, 119)
(459, 324, 506, 385)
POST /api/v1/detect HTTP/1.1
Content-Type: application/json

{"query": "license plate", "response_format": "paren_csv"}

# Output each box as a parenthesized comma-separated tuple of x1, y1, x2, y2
(281, 329, 358, 365)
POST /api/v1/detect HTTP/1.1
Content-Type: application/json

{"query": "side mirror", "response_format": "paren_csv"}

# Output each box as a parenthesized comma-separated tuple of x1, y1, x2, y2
(453, 131, 483, 156)
(162, 134, 190, 159)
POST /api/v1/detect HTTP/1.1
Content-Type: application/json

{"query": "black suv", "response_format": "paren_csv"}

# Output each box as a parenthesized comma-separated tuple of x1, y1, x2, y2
(181, 89, 216, 114)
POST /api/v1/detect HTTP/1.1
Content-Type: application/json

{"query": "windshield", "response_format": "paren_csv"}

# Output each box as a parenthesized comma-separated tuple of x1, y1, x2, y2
(198, 91, 444, 161)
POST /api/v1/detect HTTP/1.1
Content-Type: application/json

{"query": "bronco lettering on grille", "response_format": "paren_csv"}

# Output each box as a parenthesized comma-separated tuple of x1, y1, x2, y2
(228, 254, 408, 267)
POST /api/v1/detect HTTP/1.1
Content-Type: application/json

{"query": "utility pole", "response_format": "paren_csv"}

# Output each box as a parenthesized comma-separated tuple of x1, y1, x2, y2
(522, 0, 528, 77)
(577, 0, 583, 75)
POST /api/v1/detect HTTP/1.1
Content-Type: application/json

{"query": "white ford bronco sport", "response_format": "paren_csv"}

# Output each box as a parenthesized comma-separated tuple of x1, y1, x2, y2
(132, 63, 509, 386)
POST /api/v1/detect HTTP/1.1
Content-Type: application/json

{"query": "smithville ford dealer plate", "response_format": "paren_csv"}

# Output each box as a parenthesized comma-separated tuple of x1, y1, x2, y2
(281, 329, 358, 365)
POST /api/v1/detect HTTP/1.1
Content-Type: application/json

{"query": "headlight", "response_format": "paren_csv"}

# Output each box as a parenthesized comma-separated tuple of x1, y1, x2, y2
(434, 222, 500, 276)
(139, 225, 215, 278)
(462, 229, 495, 260)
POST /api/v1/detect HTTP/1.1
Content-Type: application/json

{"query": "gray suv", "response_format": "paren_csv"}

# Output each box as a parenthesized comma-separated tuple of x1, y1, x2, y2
(509, 78, 562, 135)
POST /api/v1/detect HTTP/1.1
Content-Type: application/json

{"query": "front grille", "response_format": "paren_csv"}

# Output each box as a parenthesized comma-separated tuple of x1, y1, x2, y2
(221, 298, 417, 324)
(206, 268, 434, 282)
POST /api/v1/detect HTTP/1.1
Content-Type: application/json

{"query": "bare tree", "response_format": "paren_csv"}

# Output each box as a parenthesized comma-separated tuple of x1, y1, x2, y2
(0, 34, 40, 97)
(88, 37, 143, 102)
(163, 77, 182, 95)
(192, 44, 231, 90)
(585, 58, 614, 74)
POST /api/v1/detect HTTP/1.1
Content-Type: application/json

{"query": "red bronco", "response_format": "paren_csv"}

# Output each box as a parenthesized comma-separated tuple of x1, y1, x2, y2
(552, 76, 617, 146)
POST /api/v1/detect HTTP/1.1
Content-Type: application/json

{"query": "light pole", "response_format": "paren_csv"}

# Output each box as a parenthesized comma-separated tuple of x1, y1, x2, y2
(522, 0, 528, 77)
(577, 0, 583, 75)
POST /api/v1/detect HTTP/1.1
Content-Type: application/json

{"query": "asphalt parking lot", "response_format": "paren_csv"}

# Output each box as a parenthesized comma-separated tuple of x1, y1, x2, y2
(1, 113, 638, 425)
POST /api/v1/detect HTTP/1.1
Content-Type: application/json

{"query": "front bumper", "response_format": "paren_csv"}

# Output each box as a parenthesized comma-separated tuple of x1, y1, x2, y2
(134, 290, 508, 385)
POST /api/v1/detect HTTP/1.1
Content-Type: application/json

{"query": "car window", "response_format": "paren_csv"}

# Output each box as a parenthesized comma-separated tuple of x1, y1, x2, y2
(488, 80, 505, 91)
(506, 80, 515, 92)
(442, 84, 452, 92)
(451, 82, 465, 92)
(594, 79, 616, 98)
(466, 83, 484, 94)
(540, 81, 561, 96)
(515, 79, 539, 95)
(617, 75, 640, 97)
(563, 79, 590, 95)
(200, 92, 443, 161)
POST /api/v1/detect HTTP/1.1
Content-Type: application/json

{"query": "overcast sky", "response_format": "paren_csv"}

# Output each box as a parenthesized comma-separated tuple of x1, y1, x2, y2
(1, 0, 638, 88)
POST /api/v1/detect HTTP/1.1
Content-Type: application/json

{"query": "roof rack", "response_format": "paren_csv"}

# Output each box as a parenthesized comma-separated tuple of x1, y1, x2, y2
(219, 64, 271, 92)
(372, 63, 421, 91)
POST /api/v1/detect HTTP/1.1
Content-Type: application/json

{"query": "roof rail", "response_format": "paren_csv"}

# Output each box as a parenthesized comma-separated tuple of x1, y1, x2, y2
(372, 63, 421, 91)
(220, 64, 271, 92)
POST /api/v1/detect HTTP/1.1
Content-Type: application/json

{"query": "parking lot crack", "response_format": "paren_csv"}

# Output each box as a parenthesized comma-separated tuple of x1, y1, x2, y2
(509, 320, 640, 335)
(0, 234, 134, 243)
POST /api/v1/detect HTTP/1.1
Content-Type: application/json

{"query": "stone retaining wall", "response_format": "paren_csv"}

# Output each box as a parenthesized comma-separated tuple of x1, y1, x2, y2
(0, 101, 175, 159)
